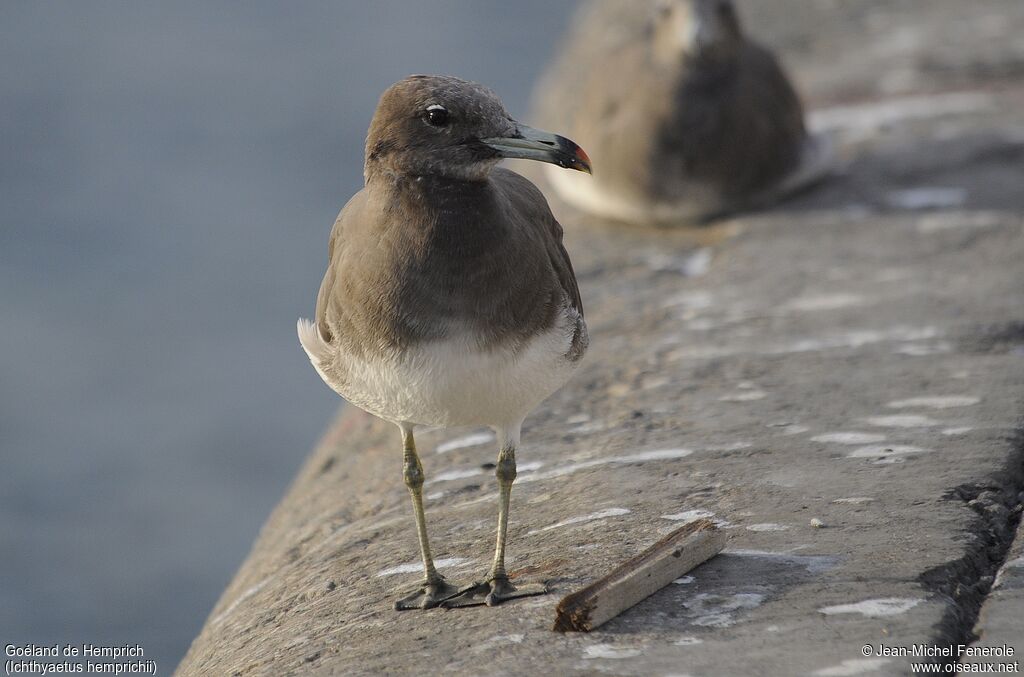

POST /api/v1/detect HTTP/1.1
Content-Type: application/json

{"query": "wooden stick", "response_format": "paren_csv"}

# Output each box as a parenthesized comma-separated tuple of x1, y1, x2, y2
(552, 519, 727, 632)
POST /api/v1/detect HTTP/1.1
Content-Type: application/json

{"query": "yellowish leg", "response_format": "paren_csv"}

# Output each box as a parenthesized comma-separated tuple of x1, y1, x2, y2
(443, 423, 547, 608)
(489, 444, 516, 581)
(394, 425, 459, 610)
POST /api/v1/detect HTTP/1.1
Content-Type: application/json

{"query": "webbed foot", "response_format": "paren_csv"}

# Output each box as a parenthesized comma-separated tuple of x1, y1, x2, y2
(440, 576, 547, 608)
(394, 577, 462, 610)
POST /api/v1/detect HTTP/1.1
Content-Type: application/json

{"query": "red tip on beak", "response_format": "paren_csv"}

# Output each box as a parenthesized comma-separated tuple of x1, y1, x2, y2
(574, 145, 593, 174)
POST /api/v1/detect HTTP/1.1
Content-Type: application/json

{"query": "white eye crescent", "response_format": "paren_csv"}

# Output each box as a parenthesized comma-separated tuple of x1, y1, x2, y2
(424, 104, 449, 126)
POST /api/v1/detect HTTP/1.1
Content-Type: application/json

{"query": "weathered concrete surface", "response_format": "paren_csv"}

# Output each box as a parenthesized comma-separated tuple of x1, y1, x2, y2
(178, 2, 1024, 675)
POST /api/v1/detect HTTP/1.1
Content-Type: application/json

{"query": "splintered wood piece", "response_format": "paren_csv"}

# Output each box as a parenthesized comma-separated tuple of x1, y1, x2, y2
(552, 519, 727, 632)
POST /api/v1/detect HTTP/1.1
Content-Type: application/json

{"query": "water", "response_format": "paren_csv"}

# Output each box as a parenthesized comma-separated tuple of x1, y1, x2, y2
(0, 1, 574, 670)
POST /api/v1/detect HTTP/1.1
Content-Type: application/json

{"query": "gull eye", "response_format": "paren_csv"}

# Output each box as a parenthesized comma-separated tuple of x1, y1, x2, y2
(424, 104, 449, 127)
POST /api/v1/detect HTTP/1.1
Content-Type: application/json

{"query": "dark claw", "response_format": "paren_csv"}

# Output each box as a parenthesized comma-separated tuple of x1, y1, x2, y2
(440, 577, 548, 609)
(394, 578, 463, 610)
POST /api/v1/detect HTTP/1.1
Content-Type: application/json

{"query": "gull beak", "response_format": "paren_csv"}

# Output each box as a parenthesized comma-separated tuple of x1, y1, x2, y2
(482, 123, 592, 174)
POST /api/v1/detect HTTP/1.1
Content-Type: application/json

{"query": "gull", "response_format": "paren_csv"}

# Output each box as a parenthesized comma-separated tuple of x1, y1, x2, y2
(298, 75, 591, 609)
(532, 0, 832, 224)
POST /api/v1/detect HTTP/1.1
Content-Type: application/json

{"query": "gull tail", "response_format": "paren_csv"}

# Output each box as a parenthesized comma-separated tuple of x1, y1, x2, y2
(297, 317, 331, 369)
(774, 132, 836, 198)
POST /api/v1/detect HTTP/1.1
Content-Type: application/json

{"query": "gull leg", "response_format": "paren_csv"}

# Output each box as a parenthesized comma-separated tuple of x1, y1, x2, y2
(394, 424, 460, 610)
(443, 422, 547, 608)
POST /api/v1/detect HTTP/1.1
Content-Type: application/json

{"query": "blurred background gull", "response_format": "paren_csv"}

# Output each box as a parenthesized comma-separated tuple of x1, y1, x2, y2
(530, 0, 833, 225)
(0, 1, 574, 670)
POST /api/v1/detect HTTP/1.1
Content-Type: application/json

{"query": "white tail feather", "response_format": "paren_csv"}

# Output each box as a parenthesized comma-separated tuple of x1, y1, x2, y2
(297, 318, 331, 368)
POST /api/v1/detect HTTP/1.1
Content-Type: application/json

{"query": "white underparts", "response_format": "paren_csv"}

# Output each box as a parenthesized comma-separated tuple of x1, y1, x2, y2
(297, 308, 584, 430)
(545, 164, 706, 223)
(544, 133, 834, 223)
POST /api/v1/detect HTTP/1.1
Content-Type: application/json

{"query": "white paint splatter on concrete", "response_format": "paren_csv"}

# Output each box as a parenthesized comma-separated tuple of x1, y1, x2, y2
(426, 467, 484, 484)
(863, 414, 941, 427)
(449, 492, 497, 510)
(681, 248, 714, 277)
(521, 449, 693, 484)
(673, 636, 703, 646)
(706, 442, 753, 451)
(661, 509, 715, 523)
(685, 593, 766, 627)
(832, 497, 875, 504)
(376, 557, 470, 577)
(820, 597, 921, 617)
(646, 248, 713, 278)
(490, 634, 523, 644)
(809, 92, 993, 137)
(470, 633, 527, 654)
(620, 449, 695, 463)
(668, 326, 941, 361)
(674, 576, 695, 585)
(894, 341, 953, 356)
(728, 549, 838, 574)
(440, 462, 544, 487)
(642, 375, 671, 390)
(567, 420, 607, 435)
(782, 293, 866, 312)
(811, 432, 887, 445)
(941, 427, 974, 436)
(814, 658, 892, 676)
(582, 644, 642, 659)
(516, 596, 553, 610)
(768, 422, 811, 435)
(886, 187, 966, 210)
(887, 395, 980, 409)
(847, 445, 930, 459)
(528, 508, 630, 535)
(747, 523, 790, 532)
(774, 326, 940, 354)
(720, 390, 768, 402)
(435, 431, 494, 454)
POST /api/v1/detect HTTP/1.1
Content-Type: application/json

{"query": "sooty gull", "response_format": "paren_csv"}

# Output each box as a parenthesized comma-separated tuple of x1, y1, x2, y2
(298, 75, 592, 609)
(531, 0, 832, 225)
